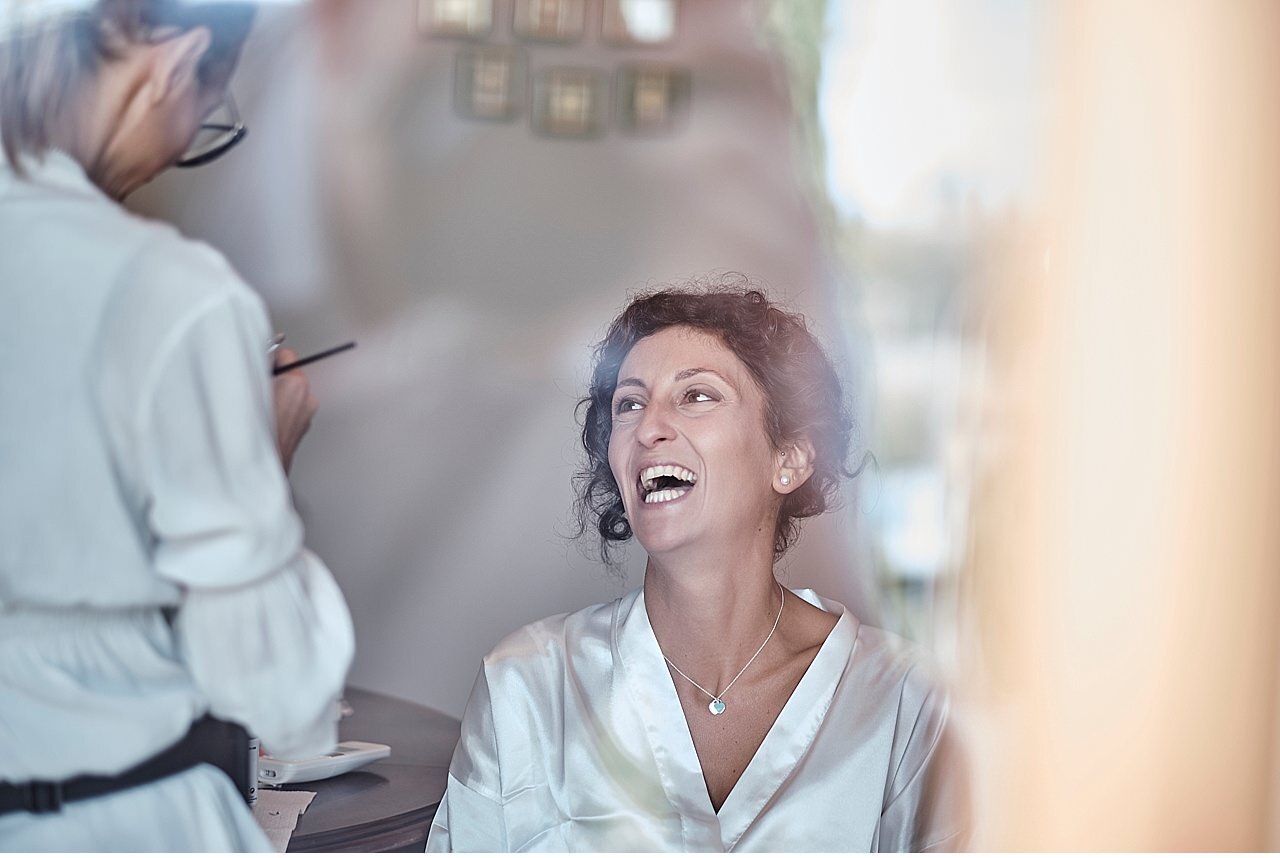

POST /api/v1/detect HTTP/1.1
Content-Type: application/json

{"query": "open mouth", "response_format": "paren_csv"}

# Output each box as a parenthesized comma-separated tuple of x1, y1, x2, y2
(638, 464, 698, 504)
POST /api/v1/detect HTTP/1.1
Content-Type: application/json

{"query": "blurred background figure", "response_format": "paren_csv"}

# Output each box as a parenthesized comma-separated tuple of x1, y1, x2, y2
(962, 1, 1280, 850)
(0, 0, 352, 849)
(129, 0, 1280, 848)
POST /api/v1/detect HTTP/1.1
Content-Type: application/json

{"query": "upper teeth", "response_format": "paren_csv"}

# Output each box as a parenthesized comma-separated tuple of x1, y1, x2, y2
(640, 465, 697, 491)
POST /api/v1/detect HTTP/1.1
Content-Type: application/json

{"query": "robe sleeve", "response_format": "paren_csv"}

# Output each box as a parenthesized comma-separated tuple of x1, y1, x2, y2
(876, 672, 969, 852)
(133, 280, 353, 759)
(427, 665, 509, 852)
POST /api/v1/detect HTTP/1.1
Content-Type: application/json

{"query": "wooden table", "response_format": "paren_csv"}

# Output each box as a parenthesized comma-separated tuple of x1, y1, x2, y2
(281, 687, 460, 852)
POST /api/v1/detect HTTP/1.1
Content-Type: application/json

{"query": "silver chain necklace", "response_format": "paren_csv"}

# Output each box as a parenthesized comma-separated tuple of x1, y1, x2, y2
(661, 583, 785, 716)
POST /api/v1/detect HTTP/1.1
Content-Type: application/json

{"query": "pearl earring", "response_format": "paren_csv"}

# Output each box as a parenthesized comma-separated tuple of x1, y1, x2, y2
(780, 474, 791, 486)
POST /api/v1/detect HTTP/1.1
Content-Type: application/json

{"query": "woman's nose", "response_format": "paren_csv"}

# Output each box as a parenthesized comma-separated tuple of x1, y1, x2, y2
(635, 401, 676, 447)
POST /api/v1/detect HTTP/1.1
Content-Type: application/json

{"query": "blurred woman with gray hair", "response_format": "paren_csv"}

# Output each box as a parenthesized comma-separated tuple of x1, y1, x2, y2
(0, 0, 353, 849)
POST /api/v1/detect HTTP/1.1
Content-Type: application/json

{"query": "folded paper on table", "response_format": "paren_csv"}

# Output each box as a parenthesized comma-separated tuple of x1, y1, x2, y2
(252, 789, 316, 853)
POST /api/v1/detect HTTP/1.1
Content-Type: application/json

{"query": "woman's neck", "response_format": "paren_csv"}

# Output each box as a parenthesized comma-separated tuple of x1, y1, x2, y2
(643, 540, 784, 690)
(52, 61, 147, 199)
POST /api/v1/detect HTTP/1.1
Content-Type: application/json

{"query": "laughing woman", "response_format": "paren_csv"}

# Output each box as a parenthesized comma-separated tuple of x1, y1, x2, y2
(427, 282, 967, 852)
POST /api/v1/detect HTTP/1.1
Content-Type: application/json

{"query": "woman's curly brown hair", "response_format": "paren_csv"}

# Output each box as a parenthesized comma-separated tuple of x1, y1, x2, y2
(575, 275, 859, 566)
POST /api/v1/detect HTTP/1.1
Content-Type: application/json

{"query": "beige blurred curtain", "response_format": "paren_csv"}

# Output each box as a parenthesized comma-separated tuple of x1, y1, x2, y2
(967, 0, 1280, 850)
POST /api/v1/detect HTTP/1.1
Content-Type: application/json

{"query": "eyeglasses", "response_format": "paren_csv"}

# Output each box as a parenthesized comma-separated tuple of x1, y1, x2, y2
(175, 92, 247, 168)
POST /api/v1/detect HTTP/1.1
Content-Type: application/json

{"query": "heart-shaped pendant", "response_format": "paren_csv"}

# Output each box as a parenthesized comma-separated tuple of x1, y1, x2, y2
(708, 698, 726, 716)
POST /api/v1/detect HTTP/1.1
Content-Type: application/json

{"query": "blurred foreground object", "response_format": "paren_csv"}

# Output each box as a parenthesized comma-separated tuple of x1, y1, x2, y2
(966, 0, 1280, 849)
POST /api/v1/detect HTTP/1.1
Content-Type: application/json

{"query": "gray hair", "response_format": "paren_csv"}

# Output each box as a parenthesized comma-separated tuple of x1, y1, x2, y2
(0, 0, 254, 174)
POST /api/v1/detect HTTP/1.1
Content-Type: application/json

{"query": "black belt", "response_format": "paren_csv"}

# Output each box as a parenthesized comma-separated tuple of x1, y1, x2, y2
(0, 716, 253, 816)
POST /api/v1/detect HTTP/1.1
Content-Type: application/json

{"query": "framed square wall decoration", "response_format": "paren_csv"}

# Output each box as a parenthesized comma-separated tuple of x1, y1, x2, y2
(419, 0, 493, 39)
(455, 46, 526, 121)
(513, 0, 586, 43)
(617, 64, 690, 134)
(533, 67, 607, 138)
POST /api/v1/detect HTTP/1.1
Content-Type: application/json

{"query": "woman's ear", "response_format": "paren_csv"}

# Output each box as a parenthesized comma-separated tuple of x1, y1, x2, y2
(147, 26, 212, 104)
(774, 437, 816, 494)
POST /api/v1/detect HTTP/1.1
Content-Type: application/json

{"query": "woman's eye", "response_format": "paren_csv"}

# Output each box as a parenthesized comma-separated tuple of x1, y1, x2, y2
(614, 398, 643, 414)
(684, 389, 716, 404)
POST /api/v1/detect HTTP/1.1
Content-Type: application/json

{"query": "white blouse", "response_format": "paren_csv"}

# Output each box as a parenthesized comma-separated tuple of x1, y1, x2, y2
(0, 152, 353, 850)
(427, 586, 965, 852)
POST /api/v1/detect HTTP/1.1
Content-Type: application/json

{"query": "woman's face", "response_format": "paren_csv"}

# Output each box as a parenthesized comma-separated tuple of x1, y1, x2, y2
(607, 325, 783, 558)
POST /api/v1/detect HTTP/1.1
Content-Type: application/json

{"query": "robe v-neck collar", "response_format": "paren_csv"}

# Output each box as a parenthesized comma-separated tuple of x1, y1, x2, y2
(612, 585, 858, 852)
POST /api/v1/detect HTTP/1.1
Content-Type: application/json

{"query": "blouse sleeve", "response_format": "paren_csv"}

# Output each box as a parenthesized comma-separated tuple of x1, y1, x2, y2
(427, 666, 509, 852)
(877, 674, 969, 852)
(132, 271, 353, 759)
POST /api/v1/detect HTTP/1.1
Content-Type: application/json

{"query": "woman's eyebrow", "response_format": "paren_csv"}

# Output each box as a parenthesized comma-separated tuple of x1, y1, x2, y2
(615, 377, 646, 391)
(674, 367, 734, 387)
(615, 368, 735, 392)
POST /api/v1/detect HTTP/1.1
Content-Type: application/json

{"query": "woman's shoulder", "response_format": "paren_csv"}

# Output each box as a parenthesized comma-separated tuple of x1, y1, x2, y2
(4, 152, 256, 316)
(798, 588, 947, 712)
(479, 590, 635, 682)
(117, 226, 259, 313)
(841, 618, 950, 721)
(89, 231, 268, 405)
(93, 228, 267, 379)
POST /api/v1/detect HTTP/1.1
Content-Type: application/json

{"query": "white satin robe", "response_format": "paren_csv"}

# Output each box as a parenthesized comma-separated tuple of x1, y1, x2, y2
(427, 587, 965, 852)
